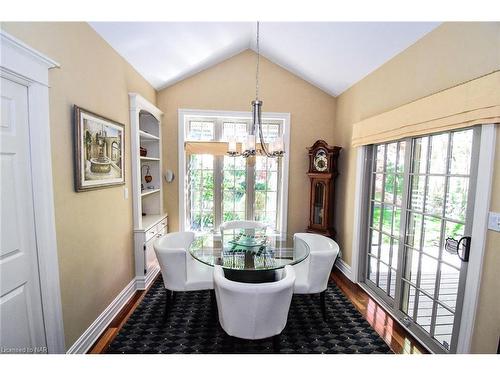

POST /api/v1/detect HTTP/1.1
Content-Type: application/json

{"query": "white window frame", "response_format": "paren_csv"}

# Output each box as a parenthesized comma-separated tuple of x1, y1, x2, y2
(349, 123, 497, 353)
(178, 108, 290, 233)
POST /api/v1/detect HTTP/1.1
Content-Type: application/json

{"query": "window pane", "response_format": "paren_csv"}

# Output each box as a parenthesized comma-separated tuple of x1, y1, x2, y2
(416, 292, 433, 333)
(429, 133, 449, 174)
(370, 230, 380, 256)
(449, 130, 473, 175)
(410, 174, 425, 212)
(391, 239, 399, 269)
(434, 304, 454, 350)
(422, 216, 441, 257)
(402, 282, 417, 318)
(386, 143, 397, 174)
(445, 177, 469, 222)
(420, 254, 438, 297)
(188, 121, 214, 140)
(368, 256, 378, 282)
(371, 202, 381, 229)
(380, 234, 391, 264)
(223, 122, 248, 141)
(438, 264, 460, 310)
(412, 137, 429, 174)
(406, 213, 423, 249)
(374, 173, 383, 201)
(395, 174, 404, 206)
(267, 171, 278, 191)
(389, 269, 397, 298)
(404, 248, 420, 284)
(425, 176, 445, 216)
(382, 205, 393, 234)
(222, 155, 247, 225)
(384, 173, 395, 203)
(397, 141, 406, 173)
(375, 144, 385, 172)
(379, 263, 389, 292)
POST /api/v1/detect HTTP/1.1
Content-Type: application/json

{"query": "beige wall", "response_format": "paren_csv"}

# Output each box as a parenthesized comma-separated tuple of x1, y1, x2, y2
(1, 22, 156, 349)
(334, 22, 500, 353)
(157, 49, 336, 234)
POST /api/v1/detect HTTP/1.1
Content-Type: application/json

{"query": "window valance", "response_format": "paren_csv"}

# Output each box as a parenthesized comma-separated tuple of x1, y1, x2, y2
(351, 70, 500, 147)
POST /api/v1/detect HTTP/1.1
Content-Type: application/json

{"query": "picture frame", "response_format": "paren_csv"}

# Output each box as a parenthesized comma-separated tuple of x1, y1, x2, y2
(74, 105, 125, 191)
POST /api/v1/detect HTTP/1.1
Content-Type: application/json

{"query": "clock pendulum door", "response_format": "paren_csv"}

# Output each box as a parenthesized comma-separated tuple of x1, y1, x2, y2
(306, 140, 341, 238)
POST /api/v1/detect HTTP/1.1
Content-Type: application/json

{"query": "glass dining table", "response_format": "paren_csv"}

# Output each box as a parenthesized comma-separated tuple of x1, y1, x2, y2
(188, 228, 310, 283)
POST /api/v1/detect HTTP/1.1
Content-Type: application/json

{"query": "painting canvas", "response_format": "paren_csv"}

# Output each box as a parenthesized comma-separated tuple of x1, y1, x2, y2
(74, 105, 125, 191)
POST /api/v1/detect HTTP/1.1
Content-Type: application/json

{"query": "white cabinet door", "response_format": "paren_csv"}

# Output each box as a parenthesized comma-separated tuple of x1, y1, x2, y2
(0, 77, 47, 352)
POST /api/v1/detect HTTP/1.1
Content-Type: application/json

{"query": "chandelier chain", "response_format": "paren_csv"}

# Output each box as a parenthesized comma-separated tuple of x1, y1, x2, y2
(256, 21, 259, 100)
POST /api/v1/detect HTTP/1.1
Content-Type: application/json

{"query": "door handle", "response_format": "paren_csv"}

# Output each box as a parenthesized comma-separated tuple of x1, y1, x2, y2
(445, 236, 471, 262)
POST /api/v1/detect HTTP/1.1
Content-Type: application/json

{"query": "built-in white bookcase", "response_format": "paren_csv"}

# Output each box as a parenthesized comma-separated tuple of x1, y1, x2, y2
(129, 93, 167, 289)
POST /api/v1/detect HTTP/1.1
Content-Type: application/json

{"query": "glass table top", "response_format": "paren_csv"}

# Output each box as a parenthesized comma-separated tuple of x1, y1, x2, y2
(188, 228, 310, 271)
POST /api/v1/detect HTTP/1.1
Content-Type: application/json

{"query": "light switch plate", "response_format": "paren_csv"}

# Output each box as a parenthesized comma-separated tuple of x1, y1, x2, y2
(124, 187, 129, 200)
(488, 212, 500, 232)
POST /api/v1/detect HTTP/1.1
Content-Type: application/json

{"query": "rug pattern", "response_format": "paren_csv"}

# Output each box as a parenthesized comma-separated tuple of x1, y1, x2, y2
(106, 277, 392, 354)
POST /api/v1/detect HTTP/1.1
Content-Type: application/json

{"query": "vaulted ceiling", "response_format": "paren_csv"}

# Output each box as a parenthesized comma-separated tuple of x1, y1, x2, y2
(89, 22, 440, 96)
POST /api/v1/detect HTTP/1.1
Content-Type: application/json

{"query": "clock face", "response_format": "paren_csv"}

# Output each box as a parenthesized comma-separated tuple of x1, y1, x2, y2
(314, 150, 328, 172)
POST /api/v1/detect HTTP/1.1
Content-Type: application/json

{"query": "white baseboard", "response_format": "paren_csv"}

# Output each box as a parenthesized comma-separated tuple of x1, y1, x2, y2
(66, 278, 136, 354)
(136, 265, 160, 290)
(335, 258, 353, 281)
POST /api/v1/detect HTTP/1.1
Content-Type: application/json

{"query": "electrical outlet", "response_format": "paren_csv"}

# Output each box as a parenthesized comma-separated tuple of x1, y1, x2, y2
(488, 212, 500, 232)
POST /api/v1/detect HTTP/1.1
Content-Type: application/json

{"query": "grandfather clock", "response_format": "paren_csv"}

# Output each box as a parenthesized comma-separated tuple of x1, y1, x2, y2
(307, 140, 341, 238)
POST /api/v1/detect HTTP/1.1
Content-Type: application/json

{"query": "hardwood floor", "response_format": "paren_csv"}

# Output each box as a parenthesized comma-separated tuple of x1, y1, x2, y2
(87, 280, 156, 354)
(89, 269, 428, 354)
(331, 269, 428, 354)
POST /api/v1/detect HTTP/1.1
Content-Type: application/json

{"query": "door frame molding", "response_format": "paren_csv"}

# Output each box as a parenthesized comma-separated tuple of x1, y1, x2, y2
(456, 123, 497, 353)
(351, 123, 497, 353)
(1, 30, 65, 353)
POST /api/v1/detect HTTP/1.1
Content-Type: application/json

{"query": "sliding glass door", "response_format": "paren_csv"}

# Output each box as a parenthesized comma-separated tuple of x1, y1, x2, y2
(363, 127, 480, 353)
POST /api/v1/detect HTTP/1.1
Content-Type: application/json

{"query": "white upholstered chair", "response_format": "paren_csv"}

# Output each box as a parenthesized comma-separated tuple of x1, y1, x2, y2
(219, 220, 267, 231)
(292, 233, 340, 320)
(213, 265, 295, 352)
(154, 232, 214, 319)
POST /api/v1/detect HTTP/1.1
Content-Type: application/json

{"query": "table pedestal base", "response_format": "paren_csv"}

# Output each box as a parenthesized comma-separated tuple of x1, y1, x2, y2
(223, 269, 277, 283)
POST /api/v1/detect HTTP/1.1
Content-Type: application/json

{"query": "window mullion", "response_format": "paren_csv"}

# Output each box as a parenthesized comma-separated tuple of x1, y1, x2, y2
(247, 157, 255, 221)
(395, 138, 413, 311)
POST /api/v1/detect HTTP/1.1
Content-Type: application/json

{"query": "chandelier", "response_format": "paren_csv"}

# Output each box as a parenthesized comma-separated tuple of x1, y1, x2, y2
(227, 22, 284, 159)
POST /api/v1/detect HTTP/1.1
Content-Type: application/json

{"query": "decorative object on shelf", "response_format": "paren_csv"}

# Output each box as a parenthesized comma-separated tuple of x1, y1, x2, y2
(73, 105, 125, 192)
(227, 21, 284, 159)
(164, 169, 175, 183)
(140, 146, 147, 157)
(306, 140, 341, 238)
(141, 164, 152, 191)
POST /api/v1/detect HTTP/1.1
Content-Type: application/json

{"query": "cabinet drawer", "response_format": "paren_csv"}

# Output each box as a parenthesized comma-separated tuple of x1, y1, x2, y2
(156, 224, 167, 238)
(145, 227, 157, 242)
(159, 218, 168, 228)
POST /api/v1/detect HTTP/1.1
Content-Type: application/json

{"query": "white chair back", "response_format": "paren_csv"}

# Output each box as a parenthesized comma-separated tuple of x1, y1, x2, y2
(219, 220, 267, 231)
(214, 265, 295, 340)
(293, 233, 340, 294)
(154, 231, 195, 291)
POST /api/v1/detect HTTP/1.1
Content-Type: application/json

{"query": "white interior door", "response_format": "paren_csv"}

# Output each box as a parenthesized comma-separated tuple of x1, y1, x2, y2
(0, 77, 47, 353)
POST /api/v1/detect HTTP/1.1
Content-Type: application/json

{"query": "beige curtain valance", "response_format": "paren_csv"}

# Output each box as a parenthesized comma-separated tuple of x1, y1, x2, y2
(352, 70, 500, 147)
(184, 141, 265, 156)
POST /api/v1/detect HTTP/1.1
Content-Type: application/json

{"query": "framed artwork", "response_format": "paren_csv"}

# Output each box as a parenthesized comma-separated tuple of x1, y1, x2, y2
(74, 105, 125, 191)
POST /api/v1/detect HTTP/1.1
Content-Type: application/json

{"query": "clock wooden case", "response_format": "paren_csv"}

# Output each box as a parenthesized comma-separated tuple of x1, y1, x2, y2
(307, 140, 341, 238)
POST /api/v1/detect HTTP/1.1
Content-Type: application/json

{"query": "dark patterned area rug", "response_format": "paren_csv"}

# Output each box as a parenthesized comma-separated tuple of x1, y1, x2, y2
(106, 276, 392, 354)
